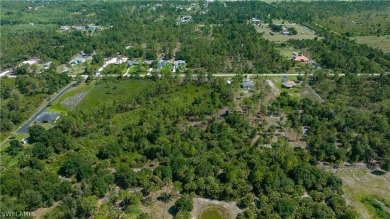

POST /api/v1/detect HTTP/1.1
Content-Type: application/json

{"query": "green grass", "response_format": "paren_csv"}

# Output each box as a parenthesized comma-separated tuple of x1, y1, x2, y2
(272, 77, 300, 95)
(68, 62, 88, 75)
(334, 166, 390, 219)
(77, 79, 152, 111)
(47, 82, 94, 113)
(0, 133, 30, 152)
(361, 195, 390, 219)
(352, 36, 390, 53)
(314, 10, 390, 36)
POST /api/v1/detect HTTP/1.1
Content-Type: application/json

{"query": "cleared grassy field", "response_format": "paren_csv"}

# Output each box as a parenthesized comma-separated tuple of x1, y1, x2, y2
(323, 164, 390, 219)
(353, 36, 390, 53)
(314, 10, 390, 36)
(255, 20, 317, 42)
(77, 79, 152, 111)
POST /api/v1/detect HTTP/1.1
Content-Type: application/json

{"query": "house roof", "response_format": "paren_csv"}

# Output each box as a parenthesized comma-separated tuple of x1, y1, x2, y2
(282, 81, 297, 88)
(35, 112, 60, 123)
(144, 60, 153, 65)
(128, 61, 139, 66)
(173, 60, 185, 67)
(242, 80, 255, 88)
(293, 55, 309, 62)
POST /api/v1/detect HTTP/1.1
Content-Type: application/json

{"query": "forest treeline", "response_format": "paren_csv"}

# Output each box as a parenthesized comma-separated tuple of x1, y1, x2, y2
(1, 1, 389, 73)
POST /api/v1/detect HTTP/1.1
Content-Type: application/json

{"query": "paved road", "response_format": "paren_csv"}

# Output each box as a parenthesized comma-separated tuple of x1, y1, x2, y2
(17, 82, 76, 133)
(68, 73, 384, 78)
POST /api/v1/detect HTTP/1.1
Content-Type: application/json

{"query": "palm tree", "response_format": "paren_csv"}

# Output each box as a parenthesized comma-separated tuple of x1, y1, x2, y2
(159, 192, 172, 219)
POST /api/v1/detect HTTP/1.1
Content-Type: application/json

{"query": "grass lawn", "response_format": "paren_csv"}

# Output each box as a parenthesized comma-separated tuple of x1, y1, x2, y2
(275, 44, 296, 59)
(77, 79, 152, 111)
(352, 35, 390, 53)
(68, 62, 88, 75)
(254, 19, 317, 42)
(0, 132, 30, 168)
(325, 165, 390, 219)
(271, 76, 301, 97)
(47, 82, 94, 113)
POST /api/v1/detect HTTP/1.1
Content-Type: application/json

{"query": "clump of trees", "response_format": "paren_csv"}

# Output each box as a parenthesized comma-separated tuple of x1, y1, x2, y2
(0, 71, 71, 133)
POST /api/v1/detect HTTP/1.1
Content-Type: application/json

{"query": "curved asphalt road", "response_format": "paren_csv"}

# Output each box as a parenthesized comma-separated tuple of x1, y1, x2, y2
(17, 82, 76, 133)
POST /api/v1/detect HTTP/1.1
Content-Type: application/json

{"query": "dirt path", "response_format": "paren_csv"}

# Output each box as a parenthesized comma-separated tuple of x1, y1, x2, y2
(33, 201, 60, 218)
(191, 198, 242, 219)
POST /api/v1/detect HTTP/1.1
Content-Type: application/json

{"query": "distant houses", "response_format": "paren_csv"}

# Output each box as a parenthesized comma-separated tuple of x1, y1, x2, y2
(59, 25, 102, 31)
(43, 62, 52, 69)
(177, 16, 193, 25)
(251, 18, 261, 24)
(173, 60, 185, 68)
(60, 26, 70, 31)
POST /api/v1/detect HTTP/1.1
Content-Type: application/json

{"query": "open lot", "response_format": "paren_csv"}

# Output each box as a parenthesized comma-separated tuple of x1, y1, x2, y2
(255, 20, 317, 42)
(314, 10, 390, 36)
(353, 35, 390, 53)
(77, 79, 152, 111)
(321, 164, 390, 219)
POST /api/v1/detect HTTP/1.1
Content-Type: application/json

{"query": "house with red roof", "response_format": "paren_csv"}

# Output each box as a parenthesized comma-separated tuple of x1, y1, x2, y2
(293, 55, 310, 63)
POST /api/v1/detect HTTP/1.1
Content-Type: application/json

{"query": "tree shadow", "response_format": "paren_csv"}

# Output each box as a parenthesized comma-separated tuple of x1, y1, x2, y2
(168, 206, 177, 217)
(371, 170, 386, 176)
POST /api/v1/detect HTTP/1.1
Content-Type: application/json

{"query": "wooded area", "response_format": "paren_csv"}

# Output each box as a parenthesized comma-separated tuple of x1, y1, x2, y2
(0, 1, 389, 218)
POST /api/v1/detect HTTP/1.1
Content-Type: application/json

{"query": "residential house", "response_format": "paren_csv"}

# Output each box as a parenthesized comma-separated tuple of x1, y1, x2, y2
(282, 81, 297, 89)
(21, 138, 29, 144)
(59, 26, 69, 31)
(43, 62, 52, 69)
(293, 55, 310, 63)
(242, 79, 255, 89)
(173, 60, 186, 68)
(70, 57, 86, 65)
(35, 112, 60, 123)
(128, 61, 139, 67)
(144, 60, 154, 66)
(178, 16, 193, 24)
(251, 18, 261, 24)
(281, 28, 289, 35)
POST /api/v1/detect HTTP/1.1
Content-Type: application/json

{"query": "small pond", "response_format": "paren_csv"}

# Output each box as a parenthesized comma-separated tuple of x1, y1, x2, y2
(199, 205, 227, 219)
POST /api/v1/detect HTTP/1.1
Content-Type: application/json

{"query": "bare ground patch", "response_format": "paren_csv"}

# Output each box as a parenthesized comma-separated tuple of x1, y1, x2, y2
(60, 91, 88, 110)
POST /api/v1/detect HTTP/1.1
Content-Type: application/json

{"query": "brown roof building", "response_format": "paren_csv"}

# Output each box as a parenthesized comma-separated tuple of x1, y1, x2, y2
(293, 55, 310, 63)
(282, 81, 297, 88)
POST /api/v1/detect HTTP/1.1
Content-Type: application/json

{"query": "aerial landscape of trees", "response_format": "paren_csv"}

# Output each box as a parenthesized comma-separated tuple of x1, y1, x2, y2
(0, 0, 389, 218)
